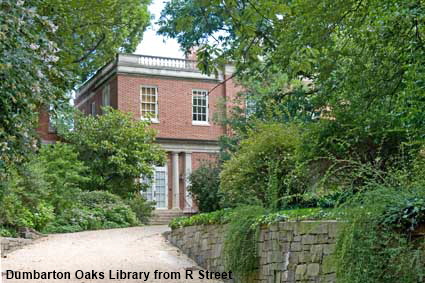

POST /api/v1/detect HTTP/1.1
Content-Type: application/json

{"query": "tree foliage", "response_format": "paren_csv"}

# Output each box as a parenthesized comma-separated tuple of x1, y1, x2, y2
(159, 0, 425, 150)
(188, 162, 222, 213)
(160, 0, 425, 198)
(220, 123, 302, 208)
(62, 108, 165, 197)
(0, 0, 66, 173)
(1, 0, 151, 175)
(38, 0, 151, 82)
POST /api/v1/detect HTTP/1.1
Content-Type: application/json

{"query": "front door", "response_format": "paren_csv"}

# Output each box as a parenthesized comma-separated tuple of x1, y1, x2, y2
(141, 166, 168, 209)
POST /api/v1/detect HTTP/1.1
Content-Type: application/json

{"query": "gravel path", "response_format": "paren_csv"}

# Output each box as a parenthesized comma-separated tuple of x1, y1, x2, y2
(1, 226, 223, 283)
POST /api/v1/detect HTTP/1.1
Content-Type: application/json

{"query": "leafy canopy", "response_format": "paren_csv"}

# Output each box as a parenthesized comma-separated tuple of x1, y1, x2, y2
(160, 0, 425, 193)
(38, 0, 151, 82)
(1, 0, 151, 175)
(0, 0, 65, 172)
(159, 0, 425, 146)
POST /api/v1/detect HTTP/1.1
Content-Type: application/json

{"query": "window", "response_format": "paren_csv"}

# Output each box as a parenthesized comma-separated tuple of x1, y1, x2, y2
(102, 84, 110, 107)
(48, 115, 56, 133)
(192, 89, 208, 124)
(245, 96, 256, 117)
(140, 86, 158, 121)
(91, 102, 96, 116)
(47, 105, 56, 133)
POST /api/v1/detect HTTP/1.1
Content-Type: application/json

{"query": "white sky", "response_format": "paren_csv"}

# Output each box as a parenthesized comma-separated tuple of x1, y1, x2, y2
(135, 0, 184, 58)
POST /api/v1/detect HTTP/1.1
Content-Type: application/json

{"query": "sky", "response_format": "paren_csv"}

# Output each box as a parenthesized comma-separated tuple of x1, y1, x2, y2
(135, 0, 184, 58)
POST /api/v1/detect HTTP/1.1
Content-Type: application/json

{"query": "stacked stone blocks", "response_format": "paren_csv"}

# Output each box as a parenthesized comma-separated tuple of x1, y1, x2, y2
(168, 221, 340, 283)
(1, 237, 32, 258)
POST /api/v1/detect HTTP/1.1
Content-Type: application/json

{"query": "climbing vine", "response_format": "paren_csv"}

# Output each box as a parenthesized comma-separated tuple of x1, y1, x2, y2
(335, 186, 425, 283)
(223, 206, 265, 282)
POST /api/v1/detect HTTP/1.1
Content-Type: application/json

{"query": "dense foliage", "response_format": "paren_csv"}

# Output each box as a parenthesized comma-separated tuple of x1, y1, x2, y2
(159, 0, 425, 190)
(188, 162, 222, 212)
(36, 143, 89, 213)
(336, 186, 425, 283)
(44, 191, 139, 233)
(0, 0, 66, 172)
(160, 1, 425, 280)
(62, 108, 165, 197)
(0, 109, 162, 235)
(220, 123, 302, 209)
(37, 0, 151, 82)
(1, 0, 151, 178)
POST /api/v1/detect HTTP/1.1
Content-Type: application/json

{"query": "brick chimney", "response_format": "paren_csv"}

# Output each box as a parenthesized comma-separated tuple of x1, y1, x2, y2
(185, 48, 197, 61)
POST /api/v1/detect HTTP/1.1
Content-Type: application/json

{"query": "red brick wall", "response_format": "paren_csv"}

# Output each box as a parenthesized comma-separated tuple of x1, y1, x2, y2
(37, 108, 59, 142)
(192, 152, 218, 170)
(117, 74, 227, 141)
(75, 76, 118, 114)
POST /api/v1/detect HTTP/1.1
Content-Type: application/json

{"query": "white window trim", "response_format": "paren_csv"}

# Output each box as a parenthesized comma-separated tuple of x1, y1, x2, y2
(102, 84, 110, 107)
(140, 85, 159, 123)
(91, 102, 96, 116)
(192, 89, 209, 125)
(192, 121, 210, 126)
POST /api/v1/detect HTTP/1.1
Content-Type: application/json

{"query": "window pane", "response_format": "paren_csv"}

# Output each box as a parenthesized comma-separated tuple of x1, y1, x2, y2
(141, 87, 158, 119)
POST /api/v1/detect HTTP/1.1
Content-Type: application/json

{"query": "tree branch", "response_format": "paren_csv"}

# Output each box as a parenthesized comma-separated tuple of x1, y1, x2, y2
(72, 33, 106, 64)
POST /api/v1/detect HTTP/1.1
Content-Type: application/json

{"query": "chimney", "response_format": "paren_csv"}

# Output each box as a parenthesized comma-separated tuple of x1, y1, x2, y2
(185, 48, 197, 61)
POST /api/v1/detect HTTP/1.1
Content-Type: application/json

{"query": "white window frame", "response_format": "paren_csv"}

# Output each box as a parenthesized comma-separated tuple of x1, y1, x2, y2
(102, 84, 110, 107)
(47, 105, 56, 133)
(91, 102, 96, 116)
(192, 89, 209, 125)
(140, 85, 159, 123)
(245, 97, 256, 117)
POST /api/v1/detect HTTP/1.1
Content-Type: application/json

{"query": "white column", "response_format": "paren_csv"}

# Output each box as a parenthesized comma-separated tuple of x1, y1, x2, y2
(184, 152, 193, 211)
(172, 152, 180, 209)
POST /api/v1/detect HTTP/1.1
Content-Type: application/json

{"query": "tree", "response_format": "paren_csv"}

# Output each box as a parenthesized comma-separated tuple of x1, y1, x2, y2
(37, 0, 151, 83)
(63, 108, 165, 197)
(159, 0, 425, 170)
(188, 162, 222, 212)
(1, 0, 152, 177)
(0, 0, 66, 175)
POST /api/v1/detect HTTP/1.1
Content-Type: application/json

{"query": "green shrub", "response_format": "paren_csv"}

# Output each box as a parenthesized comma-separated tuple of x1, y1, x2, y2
(220, 123, 302, 208)
(169, 209, 232, 229)
(0, 226, 18, 237)
(44, 191, 139, 233)
(126, 193, 155, 224)
(188, 162, 222, 212)
(0, 163, 52, 231)
(37, 143, 89, 214)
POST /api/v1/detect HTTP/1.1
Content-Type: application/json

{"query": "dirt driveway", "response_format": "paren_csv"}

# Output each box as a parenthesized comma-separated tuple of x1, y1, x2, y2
(1, 226, 222, 283)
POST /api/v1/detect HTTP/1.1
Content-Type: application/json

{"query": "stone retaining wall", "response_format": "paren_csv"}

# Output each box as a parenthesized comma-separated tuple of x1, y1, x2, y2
(1, 237, 33, 257)
(168, 221, 340, 283)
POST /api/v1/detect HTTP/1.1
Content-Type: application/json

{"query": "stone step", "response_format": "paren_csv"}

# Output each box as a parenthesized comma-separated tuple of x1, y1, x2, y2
(149, 210, 192, 225)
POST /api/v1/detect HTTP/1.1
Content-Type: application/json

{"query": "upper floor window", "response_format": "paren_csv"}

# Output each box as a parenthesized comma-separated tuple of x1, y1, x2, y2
(245, 96, 256, 117)
(91, 102, 96, 116)
(140, 86, 158, 122)
(47, 105, 56, 133)
(102, 84, 110, 107)
(192, 89, 208, 124)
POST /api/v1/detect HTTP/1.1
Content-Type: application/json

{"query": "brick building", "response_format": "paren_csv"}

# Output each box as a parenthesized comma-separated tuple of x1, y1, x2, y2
(73, 53, 242, 213)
